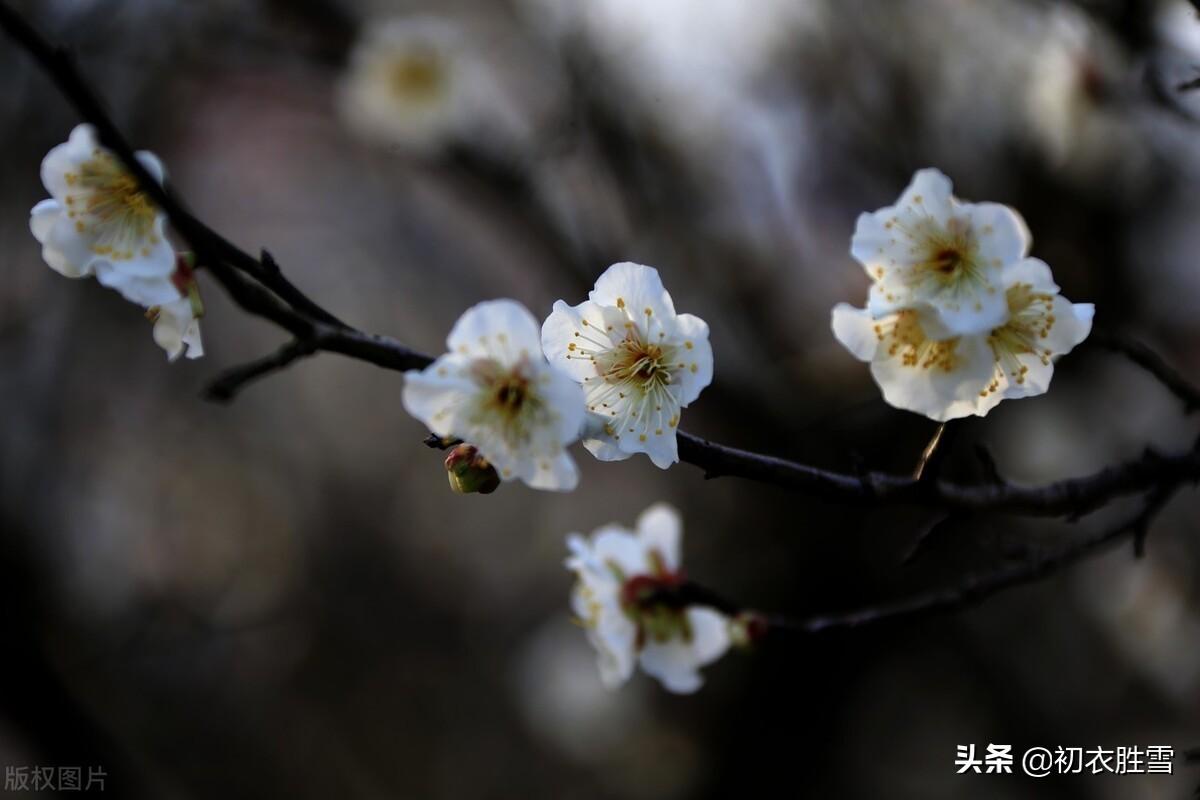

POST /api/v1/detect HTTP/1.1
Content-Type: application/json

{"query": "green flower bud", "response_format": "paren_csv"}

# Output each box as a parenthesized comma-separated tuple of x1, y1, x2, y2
(444, 444, 500, 495)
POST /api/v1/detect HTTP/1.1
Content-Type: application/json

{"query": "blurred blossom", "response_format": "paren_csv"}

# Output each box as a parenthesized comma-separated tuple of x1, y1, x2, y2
(565, 503, 731, 693)
(1156, 0, 1200, 57)
(1022, 6, 1146, 182)
(516, 619, 703, 799)
(339, 17, 474, 153)
(522, 0, 825, 117)
(514, 617, 651, 764)
(521, 0, 824, 245)
(1077, 545, 1200, 703)
(338, 16, 530, 157)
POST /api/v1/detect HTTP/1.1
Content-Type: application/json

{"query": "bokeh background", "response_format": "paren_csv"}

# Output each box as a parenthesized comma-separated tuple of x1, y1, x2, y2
(1, 0, 1199, 797)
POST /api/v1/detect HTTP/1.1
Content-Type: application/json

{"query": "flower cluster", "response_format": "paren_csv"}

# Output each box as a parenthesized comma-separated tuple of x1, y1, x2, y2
(30, 124, 203, 361)
(402, 263, 714, 491)
(565, 503, 732, 693)
(832, 168, 1093, 420)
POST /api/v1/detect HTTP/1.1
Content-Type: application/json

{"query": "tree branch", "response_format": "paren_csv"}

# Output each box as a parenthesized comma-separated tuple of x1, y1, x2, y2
(205, 338, 319, 402)
(668, 485, 1180, 637)
(3, 3, 1197, 525)
(0, 2, 345, 329)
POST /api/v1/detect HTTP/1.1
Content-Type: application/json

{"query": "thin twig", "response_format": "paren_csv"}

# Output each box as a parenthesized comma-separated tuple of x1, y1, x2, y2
(912, 421, 950, 481)
(205, 339, 319, 402)
(795, 486, 1177, 634)
(671, 486, 1179, 637)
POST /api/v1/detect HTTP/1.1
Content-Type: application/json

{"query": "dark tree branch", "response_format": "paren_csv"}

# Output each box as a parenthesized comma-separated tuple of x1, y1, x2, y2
(669, 485, 1179, 637)
(205, 338, 319, 402)
(675, 431, 1198, 515)
(0, 2, 345, 330)
(2, 2, 1198, 525)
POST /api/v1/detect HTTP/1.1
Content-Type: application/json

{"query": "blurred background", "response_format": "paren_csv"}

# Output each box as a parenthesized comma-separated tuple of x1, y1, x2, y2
(1, 0, 1199, 797)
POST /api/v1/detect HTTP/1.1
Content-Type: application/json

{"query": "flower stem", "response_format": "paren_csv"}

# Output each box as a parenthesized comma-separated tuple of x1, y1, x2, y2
(912, 422, 951, 481)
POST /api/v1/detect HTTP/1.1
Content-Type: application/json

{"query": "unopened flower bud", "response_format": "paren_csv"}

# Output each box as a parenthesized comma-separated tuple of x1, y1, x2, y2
(444, 444, 499, 495)
(729, 611, 768, 649)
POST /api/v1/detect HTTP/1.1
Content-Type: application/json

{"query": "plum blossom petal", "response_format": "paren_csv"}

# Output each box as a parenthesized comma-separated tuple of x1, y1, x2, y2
(982, 259, 1093, 402)
(832, 302, 998, 420)
(403, 299, 586, 492)
(542, 263, 713, 470)
(636, 502, 682, 571)
(565, 504, 731, 693)
(34, 124, 175, 282)
(638, 608, 731, 695)
(832, 258, 1093, 419)
(150, 295, 204, 362)
(853, 168, 1026, 336)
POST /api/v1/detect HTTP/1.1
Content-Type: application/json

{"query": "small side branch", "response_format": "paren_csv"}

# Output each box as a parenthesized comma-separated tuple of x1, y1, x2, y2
(205, 339, 320, 402)
(676, 486, 1179, 639)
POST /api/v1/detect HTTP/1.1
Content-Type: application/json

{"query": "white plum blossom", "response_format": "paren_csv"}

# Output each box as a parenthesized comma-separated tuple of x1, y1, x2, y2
(402, 299, 586, 491)
(565, 503, 731, 693)
(852, 168, 1031, 336)
(31, 127, 204, 362)
(339, 17, 480, 153)
(31, 124, 177, 306)
(541, 262, 713, 469)
(832, 258, 1093, 421)
(149, 294, 204, 362)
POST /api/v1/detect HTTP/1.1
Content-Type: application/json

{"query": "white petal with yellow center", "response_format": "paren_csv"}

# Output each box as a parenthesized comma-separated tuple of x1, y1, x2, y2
(853, 168, 1028, 336)
(982, 258, 1094, 402)
(832, 302, 999, 421)
(833, 257, 1093, 420)
(403, 299, 586, 492)
(542, 263, 713, 470)
(35, 124, 175, 284)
